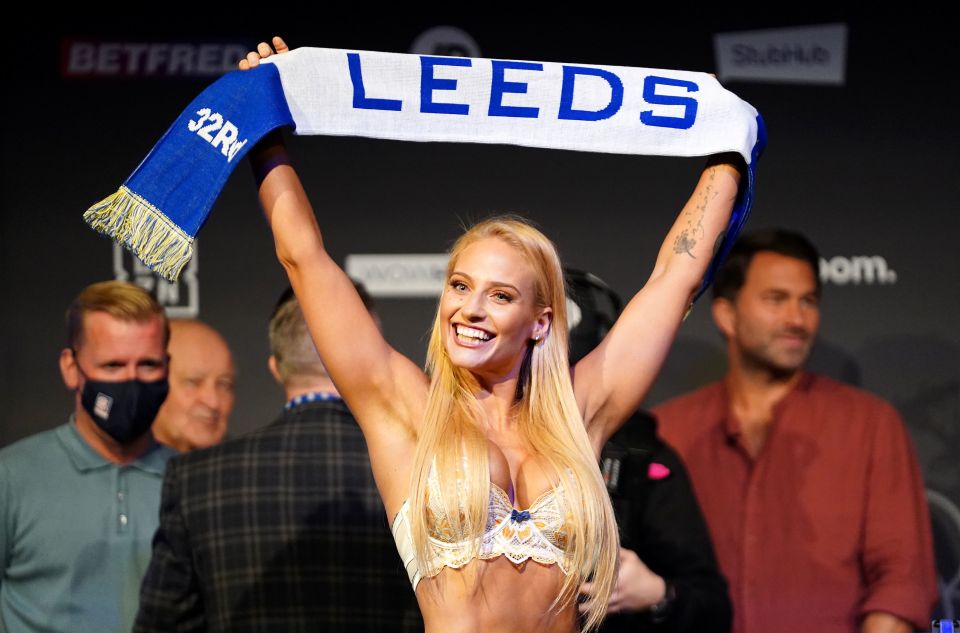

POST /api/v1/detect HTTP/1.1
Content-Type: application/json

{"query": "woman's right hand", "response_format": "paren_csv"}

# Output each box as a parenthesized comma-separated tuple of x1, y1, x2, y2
(241, 36, 291, 199)
(238, 36, 289, 70)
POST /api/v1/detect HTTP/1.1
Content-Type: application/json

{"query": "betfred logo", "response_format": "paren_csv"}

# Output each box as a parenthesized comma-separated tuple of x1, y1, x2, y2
(819, 255, 897, 285)
(61, 40, 248, 78)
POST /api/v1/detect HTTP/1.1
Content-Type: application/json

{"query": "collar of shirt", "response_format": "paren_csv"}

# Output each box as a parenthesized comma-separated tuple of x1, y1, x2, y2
(284, 391, 342, 412)
(720, 370, 816, 442)
(57, 416, 174, 475)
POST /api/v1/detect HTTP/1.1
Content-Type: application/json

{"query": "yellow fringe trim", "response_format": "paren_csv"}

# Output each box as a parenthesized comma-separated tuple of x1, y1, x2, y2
(83, 186, 194, 282)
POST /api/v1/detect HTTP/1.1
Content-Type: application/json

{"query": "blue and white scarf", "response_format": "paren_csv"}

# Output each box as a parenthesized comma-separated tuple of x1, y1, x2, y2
(84, 47, 766, 290)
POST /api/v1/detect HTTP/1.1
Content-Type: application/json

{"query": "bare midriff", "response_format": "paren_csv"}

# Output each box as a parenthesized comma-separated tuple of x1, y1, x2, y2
(415, 556, 577, 633)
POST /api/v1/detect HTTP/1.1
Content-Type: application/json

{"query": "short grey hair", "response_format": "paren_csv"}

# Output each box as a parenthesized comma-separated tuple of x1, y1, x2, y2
(268, 282, 375, 384)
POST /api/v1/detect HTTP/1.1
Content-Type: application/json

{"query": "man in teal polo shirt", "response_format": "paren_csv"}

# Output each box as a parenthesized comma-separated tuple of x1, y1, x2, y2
(0, 281, 175, 633)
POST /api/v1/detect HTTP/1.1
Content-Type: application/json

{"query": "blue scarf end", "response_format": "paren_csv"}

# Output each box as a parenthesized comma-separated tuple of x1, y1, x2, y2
(83, 63, 294, 281)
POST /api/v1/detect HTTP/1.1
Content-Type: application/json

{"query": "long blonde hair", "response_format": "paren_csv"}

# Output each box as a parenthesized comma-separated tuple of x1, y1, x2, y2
(409, 217, 618, 631)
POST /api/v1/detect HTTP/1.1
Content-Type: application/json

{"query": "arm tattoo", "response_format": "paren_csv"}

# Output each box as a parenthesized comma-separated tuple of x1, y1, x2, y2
(673, 169, 719, 259)
(673, 232, 698, 259)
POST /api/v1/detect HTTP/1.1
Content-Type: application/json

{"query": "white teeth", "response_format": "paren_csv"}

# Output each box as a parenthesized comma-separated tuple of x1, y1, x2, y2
(455, 325, 491, 341)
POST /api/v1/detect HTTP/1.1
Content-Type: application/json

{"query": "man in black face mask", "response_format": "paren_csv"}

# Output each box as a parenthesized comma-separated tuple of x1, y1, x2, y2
(0, 280, 175, 633)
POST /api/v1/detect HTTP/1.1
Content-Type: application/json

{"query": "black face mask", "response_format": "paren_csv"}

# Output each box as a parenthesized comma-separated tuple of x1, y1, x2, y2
(74, 354, 169, 445)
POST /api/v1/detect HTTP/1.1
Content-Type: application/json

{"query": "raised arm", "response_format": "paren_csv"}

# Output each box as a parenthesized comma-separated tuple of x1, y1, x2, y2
(245, 40, 428, 445)
(574, 156, 742, 451)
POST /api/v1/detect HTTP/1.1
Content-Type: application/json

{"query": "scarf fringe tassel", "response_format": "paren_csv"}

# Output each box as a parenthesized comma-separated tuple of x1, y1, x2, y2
(83, 186, 193, 282)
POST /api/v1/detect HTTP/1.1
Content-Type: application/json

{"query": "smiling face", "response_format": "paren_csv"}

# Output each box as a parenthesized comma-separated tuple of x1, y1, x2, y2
(714, 251, 821, 376)
(440, 237, 552, 384)
(151, 320, 235, 452)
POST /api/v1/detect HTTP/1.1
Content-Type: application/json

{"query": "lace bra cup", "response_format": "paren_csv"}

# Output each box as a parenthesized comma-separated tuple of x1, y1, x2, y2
(391, 472, 572, 590)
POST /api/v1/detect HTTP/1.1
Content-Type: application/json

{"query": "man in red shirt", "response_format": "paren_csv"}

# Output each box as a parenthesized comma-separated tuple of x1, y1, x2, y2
(655, 229, 937, 633)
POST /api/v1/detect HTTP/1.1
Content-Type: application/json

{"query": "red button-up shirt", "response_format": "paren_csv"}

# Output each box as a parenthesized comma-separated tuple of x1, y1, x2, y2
(655, 373, 937, 633)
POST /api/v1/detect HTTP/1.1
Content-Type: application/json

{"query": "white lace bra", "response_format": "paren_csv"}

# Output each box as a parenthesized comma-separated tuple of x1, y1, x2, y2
(391, 470, 572, 590)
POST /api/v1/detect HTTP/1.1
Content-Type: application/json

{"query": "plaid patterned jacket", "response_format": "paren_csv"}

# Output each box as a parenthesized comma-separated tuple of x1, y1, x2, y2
(134, 399, 421, 632)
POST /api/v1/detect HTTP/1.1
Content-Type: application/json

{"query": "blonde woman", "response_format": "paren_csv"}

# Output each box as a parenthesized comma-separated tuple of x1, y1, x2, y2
(243, 37, 742, 633)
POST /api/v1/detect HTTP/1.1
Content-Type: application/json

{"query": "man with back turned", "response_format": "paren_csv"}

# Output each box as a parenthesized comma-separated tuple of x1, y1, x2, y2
(135, 286, 419, 632)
